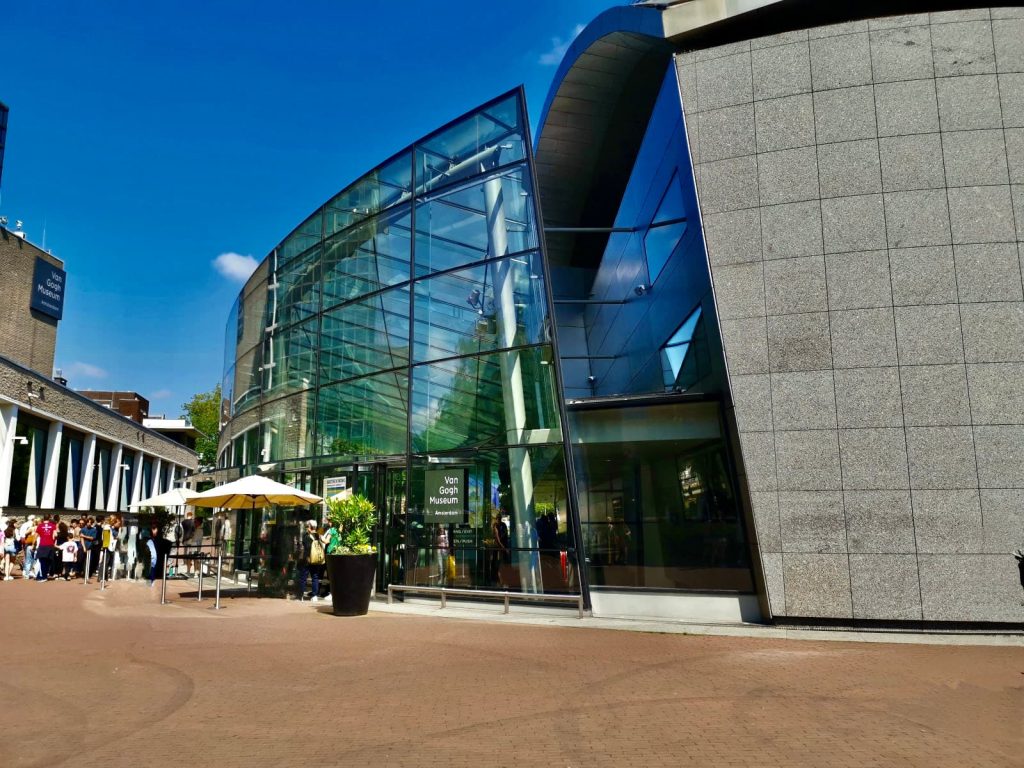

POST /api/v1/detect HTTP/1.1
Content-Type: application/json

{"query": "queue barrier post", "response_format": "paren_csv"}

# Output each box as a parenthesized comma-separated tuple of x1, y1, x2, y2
(197, 558, 203, 601)
(84, 548, 92, 585)
(99, 550, 107, 591)
(214, 553, 223, 610)
(160, 550, 169, 605)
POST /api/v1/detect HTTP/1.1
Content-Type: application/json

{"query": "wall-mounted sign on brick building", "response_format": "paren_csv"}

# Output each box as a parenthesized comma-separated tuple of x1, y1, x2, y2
(30, 256, 66, 320)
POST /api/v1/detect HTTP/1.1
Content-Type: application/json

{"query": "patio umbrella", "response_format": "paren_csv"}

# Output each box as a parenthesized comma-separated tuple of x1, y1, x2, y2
(129, 487, 200, 509)
(190, 474, 322, 510)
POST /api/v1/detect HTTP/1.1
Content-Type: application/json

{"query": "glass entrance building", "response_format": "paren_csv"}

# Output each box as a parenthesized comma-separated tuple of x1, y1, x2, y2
(216, 1, 1024, 627)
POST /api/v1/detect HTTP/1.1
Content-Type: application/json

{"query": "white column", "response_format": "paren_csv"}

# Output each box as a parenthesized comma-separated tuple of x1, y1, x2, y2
(0, 403, 19, 507)
(107, 444, 123, 513)
(78, 434, 97, 513)
(39, 421, 63, 510)
(484, 173, 538, 592)
(168, 464, 178, 489)
(130, 450, 144, 509)
(151, 458, 162, 498)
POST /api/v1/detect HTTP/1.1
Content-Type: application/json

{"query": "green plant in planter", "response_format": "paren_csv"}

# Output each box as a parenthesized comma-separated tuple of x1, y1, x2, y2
(325, 494, 378, 554)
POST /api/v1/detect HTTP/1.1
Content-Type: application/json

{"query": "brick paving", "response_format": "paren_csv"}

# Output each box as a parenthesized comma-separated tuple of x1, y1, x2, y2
(1, 577, 1021, 767)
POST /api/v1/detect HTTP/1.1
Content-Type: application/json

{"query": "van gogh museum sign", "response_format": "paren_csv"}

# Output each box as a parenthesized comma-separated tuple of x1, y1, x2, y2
(30, 256, 66, 321)
(424, 470, 464, 523)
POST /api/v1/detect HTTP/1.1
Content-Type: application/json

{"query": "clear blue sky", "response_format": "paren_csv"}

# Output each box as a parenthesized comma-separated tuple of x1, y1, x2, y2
(1, 0, 612, 415)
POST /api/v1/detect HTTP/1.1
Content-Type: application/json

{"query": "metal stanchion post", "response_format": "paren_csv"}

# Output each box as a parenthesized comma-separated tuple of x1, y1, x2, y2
(99, 550, 107, 591)
(160, 551, 169, 605)
(197, 558, 203, 601)
(84, 549, 92, 585)
(214, 553, 223, 610)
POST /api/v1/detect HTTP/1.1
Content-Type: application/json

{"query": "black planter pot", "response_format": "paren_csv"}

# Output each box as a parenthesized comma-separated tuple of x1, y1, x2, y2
(326, 553, 376, 616)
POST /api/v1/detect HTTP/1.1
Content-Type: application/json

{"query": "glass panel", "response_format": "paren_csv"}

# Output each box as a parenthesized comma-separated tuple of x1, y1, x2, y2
(232, 435, 245, 468)
(320, 286, 410, 383)
(278, 212, 322, 264)
(414, 166, 538, 277)
(221, 365, 235, 425)
(325, 151, 413, 236)
(233, 345, 262, 415)
(401, 445, 577, 594)
(271, 245, 321, 330)
(263, 316, 318, 397)
(413, 253, 550, 362)
(245, 428, 260, 469)
(410, 346, 560, 454)
(570, 401, 753, 592)
(261, 392, 315, 462)
(238, 278, 269, 355)
(415, 93, 525, 194)
(316, 371, 409, 458)
(661, 304, 710, 391)
(322, 207, 412, 307)
(223, 297, 239, 382)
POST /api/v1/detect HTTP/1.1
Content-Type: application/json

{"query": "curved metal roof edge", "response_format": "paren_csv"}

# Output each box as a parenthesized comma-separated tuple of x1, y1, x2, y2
(534, 4, 666, 153)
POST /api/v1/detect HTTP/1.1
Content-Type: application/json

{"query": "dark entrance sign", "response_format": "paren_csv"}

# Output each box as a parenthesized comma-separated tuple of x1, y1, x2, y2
(30, 257, 66, 320)
(424, 469, 464, 523)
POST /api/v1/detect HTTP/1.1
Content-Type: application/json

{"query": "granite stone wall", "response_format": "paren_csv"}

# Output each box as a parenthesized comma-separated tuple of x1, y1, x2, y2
(677, 8, 1024, 623)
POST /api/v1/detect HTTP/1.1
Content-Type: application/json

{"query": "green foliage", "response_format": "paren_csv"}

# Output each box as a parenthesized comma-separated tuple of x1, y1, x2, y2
(325, 494, 378, 554)
(182, 385, 221, 468)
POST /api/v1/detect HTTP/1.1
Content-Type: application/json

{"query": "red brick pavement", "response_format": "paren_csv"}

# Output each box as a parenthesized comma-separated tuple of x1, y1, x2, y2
(1, 577, 1021, 767)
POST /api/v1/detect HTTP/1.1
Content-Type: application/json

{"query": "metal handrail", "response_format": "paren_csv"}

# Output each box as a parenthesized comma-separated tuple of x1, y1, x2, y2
(387, 583, 585, 618)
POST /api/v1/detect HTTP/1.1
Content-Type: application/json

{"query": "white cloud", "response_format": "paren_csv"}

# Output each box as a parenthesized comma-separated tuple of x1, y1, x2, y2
(539, 24, 585, 66)
(150, 389, 173, 400)
(67, 361, 107, 379)
(212, 252, 258, 282)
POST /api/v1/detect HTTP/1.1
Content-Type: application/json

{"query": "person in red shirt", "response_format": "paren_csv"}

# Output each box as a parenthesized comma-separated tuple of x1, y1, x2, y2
(34, 514, 57, 581)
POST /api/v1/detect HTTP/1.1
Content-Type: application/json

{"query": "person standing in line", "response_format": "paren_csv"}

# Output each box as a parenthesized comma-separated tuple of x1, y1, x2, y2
(79, 517, 98, 577)
(192, 515, 205, 575)
(2, 521, 16, 580)
(146, 524, 160, 586)
(58, 535, 78, 581)
(34, 514, 57, 581)
(436, 526, 449, 585)
(18, 515, 36, 579)
(105, 515, 122, 579)
(180, 511, 196, 576)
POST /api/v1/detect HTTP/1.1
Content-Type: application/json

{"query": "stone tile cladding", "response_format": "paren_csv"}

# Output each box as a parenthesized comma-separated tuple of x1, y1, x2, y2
(678, 8, 1024, 623)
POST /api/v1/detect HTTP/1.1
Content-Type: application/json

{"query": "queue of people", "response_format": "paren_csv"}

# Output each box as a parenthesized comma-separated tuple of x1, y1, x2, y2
(0, 513, 151, 583)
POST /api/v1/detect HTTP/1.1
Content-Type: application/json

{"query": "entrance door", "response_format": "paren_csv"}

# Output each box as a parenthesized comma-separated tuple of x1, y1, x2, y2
(376, 465, 406, 593)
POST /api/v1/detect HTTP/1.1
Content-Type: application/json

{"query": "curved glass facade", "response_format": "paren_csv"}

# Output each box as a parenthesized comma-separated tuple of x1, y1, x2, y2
(218, 91, 579, 597)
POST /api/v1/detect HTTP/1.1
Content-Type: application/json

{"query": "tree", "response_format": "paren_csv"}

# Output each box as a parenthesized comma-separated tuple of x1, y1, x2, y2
(183, 384, 221, 468)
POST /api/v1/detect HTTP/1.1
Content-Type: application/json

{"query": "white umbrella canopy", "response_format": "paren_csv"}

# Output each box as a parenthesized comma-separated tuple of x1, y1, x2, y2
(129, 487, 200, 509)
(190, 474, 323, 510)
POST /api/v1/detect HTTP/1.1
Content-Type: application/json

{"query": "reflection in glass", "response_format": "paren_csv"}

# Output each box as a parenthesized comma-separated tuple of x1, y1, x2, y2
(262, 392, 315, 462)
(322, 207, 412, 308)
(414, 167, 537, 277)
(413, 253, 549, 363)
(325, 151, 413, 236)
(414, 94, 525, 195)
(410, 346, 560, 453)
(643, 171, 688, 283)
(571, 402, 752, 591)
(661, 304, 709, 391)
(320, 287, 410, 383)
(271, 245, 321, 330)
(401, 446, 576, 593)
(278, 212, 322, 265)
(317, 371, 409, 458)
(263, 316, 318, 397)
(233, 345, 262, 415)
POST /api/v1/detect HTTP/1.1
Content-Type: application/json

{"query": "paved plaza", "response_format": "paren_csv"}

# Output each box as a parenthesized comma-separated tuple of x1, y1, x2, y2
(2, 578, 1022, 767)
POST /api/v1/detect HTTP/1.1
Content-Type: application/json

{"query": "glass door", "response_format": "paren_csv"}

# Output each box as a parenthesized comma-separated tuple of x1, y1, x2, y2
(377, 465, 407, 593)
